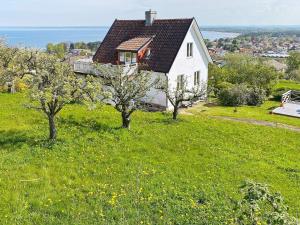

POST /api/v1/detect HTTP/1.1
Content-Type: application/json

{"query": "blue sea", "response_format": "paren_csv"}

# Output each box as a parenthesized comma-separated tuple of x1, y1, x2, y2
(0, 27, 239, 49)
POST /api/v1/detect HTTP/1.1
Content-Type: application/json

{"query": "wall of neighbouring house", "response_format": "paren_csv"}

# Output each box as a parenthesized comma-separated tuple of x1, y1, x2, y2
(167, 21, 210, 110)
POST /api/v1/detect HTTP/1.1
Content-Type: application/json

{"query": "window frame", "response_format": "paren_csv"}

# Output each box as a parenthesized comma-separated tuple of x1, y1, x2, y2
(119, 52, 125, 62)
(119, 51, 138, 64)
(131, 53, 137, 63)
(187, 42, 193, 57)
(125, 52, 132, 64)
(194, 71, 200, 86)
(177, 74, 185, 90)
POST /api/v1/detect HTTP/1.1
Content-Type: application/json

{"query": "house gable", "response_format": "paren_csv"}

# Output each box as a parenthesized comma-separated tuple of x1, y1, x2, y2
(167, 19, 212, 90)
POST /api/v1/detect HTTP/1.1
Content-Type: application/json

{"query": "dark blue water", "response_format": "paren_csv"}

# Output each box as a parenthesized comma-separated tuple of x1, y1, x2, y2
(0, 27, 239, 49)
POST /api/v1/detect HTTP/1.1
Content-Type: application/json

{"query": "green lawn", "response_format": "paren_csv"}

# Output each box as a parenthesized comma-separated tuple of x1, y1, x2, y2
(274, 79, 300, 91)
(0, 93, 300, 224)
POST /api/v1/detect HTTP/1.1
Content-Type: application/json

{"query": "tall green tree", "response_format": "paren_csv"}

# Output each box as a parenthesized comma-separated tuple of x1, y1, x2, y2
(286, 52, 300, 74)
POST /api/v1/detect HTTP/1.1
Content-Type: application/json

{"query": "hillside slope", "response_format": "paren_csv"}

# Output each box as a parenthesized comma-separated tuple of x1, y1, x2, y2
(0, 93, 299, 224)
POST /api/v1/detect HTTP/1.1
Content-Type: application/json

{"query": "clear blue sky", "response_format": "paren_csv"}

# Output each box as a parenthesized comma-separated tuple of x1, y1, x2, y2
(1, 0, 300, 27)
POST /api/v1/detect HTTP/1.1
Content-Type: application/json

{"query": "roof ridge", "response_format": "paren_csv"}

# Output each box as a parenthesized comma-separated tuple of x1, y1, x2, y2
(115, 18, 194, 21)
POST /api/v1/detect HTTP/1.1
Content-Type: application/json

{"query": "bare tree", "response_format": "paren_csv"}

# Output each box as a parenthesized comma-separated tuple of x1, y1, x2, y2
(95, 64, 158, 129)
(162, 76, 207, 120)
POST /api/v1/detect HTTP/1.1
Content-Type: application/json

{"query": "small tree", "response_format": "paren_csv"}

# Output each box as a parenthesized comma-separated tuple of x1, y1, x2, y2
(0, 43, 37, 93)
(95, 64, 158, 129)
(234, 181, 299, 225)
(27, 53, 101, 140)
(162, 76, 207, 120)
(0, 42, 20, 93)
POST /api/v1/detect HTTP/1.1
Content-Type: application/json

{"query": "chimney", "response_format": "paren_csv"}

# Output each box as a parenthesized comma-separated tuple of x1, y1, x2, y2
(145, 10, 157, 26)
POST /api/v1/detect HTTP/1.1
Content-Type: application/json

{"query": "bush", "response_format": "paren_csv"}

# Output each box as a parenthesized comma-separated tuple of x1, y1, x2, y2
(0, 78, 28, 93)
(215, 81, 233, 96)
(218, 84, 249, 107)
(14, 78, 28, 92)
(247, 88, 266, 106)
(287, 69, 300, 82)
(234, 181, 299, 225)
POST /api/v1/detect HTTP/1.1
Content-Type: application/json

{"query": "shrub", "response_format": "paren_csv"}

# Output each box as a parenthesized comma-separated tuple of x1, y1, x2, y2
(14, 78, 28, 92)
(286, 69, 300, 82)
(246, 88, 266, 106)
(234, 181, 299, 225)
(218, 84, 249, 107)
(215, 81, 233, 96)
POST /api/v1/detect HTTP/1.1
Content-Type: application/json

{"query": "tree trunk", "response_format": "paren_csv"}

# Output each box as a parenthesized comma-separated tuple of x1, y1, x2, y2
(173, 105, 179, 120)
(121, 112, 131, 129)
(48, 114, 57, 140)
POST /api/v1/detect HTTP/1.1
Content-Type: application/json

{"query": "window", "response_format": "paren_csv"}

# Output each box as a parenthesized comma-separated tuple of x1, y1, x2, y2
(177, 75, 184, 90)
(131, 53, 137, 63)
(119, 52, 125, 62)
(125, 52, 131, 64)
(187, 42, 193, 57)
(194, 71, 200, 86)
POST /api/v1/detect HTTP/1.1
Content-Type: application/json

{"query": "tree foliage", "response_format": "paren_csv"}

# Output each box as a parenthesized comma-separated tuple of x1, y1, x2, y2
(0, 42, 37, 93)
(46, 43, 67, 59)
(209, 54, 279, 106)
(27, 52, 102, 140)
(286, 52, 300, 75)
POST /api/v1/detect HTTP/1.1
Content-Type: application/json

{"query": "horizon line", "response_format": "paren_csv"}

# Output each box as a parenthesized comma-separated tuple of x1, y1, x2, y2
(0, 24, 300, 28)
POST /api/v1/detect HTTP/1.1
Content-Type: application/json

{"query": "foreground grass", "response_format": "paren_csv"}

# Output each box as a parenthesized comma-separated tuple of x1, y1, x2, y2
(0, 93, 300, 224)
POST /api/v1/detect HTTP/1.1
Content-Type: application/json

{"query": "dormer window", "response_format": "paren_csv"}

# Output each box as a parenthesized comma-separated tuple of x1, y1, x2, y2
(117, 36, 154, 65)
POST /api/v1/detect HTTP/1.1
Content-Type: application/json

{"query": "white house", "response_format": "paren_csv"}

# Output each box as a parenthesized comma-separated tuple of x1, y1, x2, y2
(79, 10, 212, 110)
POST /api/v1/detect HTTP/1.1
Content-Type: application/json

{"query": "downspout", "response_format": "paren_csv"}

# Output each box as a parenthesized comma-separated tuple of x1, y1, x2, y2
(165, 73, 168, 110)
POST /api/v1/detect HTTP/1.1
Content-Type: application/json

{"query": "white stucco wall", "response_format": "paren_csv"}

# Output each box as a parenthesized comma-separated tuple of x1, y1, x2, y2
(141, 72, 167, 108)
(166, 20, 210, 109)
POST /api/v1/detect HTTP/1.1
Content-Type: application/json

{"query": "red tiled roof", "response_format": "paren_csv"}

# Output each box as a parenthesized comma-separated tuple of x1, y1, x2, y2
(93, 19, 194, 73)
(116, 36, 154, 52)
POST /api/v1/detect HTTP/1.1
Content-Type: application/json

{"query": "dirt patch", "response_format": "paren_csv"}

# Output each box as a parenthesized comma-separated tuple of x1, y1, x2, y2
(210, 116, 300, 133)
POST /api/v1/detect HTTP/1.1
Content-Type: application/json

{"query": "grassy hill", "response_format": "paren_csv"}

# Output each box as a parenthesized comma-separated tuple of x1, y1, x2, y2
(0, 93, 299, 224)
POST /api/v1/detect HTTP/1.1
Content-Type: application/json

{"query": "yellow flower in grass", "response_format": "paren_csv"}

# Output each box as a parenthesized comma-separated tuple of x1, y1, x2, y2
(108, 192, 118, 206)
